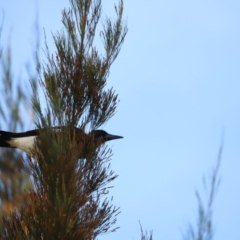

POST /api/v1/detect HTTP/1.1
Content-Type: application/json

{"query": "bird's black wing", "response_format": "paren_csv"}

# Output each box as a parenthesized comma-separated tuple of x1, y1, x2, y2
(0, 129, 39, 138)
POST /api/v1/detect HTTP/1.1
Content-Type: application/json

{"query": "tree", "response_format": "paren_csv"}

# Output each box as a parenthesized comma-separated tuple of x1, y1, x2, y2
(0, 21, 32, 234)
(1, 0, 127, 239)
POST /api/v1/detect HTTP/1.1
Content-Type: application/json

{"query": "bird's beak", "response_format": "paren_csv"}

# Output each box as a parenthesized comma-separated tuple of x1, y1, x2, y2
(106, 133, 123, 141)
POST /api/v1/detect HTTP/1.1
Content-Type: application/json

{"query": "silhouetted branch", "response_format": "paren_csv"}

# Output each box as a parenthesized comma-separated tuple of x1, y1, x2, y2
(183, 144, 223, 240)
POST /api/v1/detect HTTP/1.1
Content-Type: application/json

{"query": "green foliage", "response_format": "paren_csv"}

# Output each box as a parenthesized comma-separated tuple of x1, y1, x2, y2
(37, 0, 127, 128)
(0, 22, 33, 234)
(1, 0, 127, 239)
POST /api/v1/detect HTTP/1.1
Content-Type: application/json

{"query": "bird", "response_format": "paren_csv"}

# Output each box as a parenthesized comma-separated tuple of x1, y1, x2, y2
(0, 127, 123, 157)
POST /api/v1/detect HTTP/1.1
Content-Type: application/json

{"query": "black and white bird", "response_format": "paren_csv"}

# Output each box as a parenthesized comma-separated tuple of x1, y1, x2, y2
(0, 127, 123, 157)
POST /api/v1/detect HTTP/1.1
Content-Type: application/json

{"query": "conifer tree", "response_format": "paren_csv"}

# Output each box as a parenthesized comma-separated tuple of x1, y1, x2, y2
(1, 0, 127, 239)
(0, 22, 32, 234)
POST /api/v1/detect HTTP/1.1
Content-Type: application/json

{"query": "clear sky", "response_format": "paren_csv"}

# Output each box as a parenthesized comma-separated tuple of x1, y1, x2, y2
(1, 0, 240, 239)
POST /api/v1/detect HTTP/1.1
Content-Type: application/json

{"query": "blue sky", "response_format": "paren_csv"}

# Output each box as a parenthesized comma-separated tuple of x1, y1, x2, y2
(1, 0, 240, 239)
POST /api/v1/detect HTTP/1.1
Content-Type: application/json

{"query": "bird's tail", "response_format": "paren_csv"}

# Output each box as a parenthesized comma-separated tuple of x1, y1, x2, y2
(0, 130, 14, 148)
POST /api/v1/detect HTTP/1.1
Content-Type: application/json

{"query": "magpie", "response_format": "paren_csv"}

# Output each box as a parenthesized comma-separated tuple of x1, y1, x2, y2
(0, 127, 123, 157)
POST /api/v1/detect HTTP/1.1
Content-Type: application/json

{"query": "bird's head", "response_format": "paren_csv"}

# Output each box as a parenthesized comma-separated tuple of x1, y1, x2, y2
(91, 130, 123, 143)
